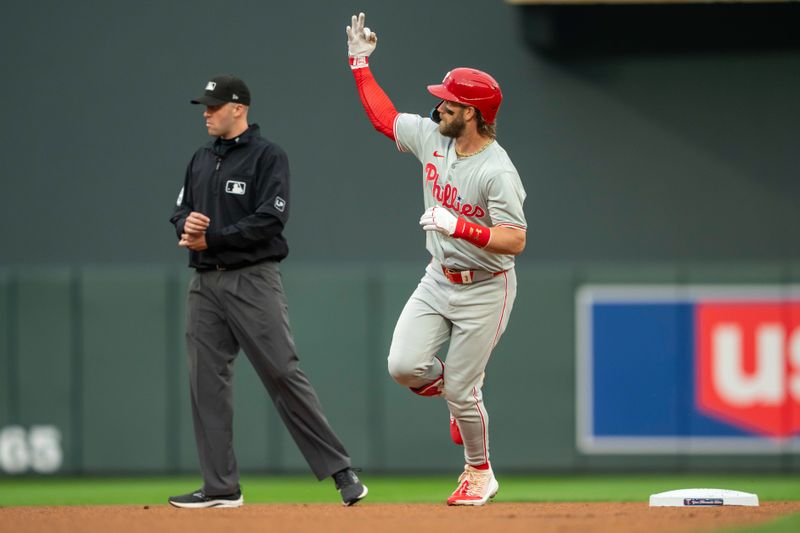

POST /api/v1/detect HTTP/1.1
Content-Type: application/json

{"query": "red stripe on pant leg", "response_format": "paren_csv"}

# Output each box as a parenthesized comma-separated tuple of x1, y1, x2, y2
(472, 386, 488, 464)
(489, 272, 509, 350)
(473, 271, 509, 465)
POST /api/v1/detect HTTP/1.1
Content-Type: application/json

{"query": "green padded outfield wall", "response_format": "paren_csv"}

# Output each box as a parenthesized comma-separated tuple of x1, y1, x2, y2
(2, 264, 799, 475)
(1, 0, 799, 475)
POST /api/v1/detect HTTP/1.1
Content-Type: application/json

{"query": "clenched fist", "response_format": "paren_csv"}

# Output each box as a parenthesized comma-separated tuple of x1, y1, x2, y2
(420, 206, 458, 236)
(184, 211, 210, 234)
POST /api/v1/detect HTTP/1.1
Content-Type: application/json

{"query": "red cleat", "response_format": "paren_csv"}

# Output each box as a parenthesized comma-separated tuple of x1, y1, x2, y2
(410, 375, 444, 397)
(447, 465, 499, 506)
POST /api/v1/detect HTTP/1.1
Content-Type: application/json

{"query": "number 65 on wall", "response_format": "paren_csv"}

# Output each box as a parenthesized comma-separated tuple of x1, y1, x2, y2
(0, 425, 63, 474)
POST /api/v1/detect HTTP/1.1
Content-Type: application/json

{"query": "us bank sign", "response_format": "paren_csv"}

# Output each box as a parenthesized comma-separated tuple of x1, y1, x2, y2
(576, 285, 800, 454)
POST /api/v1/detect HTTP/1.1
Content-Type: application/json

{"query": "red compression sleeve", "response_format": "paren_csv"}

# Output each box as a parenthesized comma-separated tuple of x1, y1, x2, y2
(351, 60, 399, 140)
(453, 217, 492, 248)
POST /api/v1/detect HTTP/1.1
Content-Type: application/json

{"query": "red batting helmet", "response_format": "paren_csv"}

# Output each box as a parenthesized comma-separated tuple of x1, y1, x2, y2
(427, 68, 503, 124)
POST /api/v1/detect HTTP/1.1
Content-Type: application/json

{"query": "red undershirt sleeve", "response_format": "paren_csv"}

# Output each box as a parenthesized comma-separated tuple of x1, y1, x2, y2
(350, 61, 399, 141)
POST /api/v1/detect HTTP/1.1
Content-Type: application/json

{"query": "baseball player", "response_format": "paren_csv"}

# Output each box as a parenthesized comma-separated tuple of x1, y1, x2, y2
(345, 13, 527, 506)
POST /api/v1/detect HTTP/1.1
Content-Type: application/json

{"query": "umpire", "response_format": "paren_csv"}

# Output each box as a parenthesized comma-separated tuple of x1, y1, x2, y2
(168, 74, 367, 508)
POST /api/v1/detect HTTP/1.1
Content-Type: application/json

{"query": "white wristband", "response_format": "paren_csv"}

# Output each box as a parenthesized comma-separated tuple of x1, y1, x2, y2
(349, 56, 369, 70)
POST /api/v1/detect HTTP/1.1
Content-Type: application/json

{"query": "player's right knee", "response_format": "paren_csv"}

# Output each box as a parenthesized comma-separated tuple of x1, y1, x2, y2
(387, 356, 423, 386)
(386, 357, 411, 385)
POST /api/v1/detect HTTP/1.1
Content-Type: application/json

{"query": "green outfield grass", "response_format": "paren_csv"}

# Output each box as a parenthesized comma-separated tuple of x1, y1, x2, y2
(1, 473, 798, 507)
(1, 474, 798, 533)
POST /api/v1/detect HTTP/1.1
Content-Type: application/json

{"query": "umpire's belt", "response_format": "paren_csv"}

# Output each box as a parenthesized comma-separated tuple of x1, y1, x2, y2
(196, 261, 256, 272)
(441, 265, 505, 285)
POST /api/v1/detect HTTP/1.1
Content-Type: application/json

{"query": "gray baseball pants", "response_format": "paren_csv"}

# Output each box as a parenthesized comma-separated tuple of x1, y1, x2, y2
(185, 261, 351, 496)
(387, 262, 517, 466)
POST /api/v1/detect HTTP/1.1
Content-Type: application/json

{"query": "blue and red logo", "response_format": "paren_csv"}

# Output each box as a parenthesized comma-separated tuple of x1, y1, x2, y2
(577, 286, 800, 454)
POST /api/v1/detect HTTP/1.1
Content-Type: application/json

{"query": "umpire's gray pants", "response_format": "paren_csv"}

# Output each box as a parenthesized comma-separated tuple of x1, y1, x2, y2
(185, 261, 351, 496)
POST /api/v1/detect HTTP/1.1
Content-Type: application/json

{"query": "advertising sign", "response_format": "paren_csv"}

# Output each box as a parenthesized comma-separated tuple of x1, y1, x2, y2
(577, 285, 800, 454)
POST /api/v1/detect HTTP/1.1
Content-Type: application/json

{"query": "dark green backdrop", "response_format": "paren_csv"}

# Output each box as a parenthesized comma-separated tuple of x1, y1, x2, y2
(1, 1, 799, 475)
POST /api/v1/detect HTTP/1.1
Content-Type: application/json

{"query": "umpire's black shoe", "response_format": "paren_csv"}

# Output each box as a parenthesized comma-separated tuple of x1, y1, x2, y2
(333, 468, 368, 506)
(168, 488, 243, 509)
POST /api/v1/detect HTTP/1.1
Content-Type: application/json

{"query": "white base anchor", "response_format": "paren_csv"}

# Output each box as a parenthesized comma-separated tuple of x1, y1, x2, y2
(649, 488, 759, 507)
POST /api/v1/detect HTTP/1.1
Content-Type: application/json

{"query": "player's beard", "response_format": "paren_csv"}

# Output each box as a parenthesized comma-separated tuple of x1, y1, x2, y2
(439, 114, 466, 138)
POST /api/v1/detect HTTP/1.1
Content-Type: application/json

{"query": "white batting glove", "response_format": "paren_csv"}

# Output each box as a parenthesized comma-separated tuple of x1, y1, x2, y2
(420, 206, 458, 236)
(346, 12, 377, 68)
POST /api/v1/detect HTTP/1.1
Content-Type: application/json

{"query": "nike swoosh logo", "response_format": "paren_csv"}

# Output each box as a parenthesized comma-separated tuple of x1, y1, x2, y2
(433, 151, 445, 158)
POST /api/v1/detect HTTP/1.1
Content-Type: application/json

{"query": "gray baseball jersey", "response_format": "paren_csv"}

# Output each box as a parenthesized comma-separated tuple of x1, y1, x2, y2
(393, 113, 527, 272)
(389, 112, 526, 466)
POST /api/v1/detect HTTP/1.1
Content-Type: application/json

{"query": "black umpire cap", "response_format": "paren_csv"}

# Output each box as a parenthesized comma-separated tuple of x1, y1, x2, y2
(191, 74, 251, 106)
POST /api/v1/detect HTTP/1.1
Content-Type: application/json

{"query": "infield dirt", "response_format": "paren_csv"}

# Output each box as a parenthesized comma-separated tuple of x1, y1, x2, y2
(2, 501, 799, 533)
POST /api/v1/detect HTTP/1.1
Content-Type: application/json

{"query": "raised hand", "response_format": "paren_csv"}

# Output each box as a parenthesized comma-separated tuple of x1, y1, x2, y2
(346, 12, 377, 59)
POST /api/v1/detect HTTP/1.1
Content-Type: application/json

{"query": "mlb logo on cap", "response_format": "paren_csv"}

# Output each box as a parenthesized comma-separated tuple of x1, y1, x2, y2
(191, 74, 251, 106)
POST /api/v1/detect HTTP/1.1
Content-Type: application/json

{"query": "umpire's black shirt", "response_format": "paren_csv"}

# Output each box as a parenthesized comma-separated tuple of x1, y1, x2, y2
(170, 124, 290, 270)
